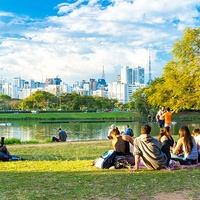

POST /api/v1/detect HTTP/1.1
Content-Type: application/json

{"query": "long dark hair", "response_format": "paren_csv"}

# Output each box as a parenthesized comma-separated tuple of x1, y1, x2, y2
(179, 126, 193, 154)
(158, 126, 170, 142)
(110, 128, 120, 137)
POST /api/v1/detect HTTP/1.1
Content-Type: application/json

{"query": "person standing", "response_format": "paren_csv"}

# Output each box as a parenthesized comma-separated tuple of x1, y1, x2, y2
(52, 128, 67, 142)
(156, 106, 166, 128)
(162, 107, 172, 128)
(133, 124, 168, 170)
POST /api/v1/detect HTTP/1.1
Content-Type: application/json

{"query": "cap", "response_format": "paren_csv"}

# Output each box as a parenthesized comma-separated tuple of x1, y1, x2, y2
(110, 124, 116, 129)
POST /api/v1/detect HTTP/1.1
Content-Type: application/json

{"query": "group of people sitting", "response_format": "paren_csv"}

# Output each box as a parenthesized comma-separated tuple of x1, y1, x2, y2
(108, 124, 200, 170)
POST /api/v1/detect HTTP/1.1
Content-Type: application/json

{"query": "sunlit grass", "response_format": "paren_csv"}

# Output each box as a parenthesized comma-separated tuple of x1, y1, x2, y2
(0, 141, 199, 200)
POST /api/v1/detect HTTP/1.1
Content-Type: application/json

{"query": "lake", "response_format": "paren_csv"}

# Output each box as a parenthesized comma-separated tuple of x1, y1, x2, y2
(0, 120, 200, 142)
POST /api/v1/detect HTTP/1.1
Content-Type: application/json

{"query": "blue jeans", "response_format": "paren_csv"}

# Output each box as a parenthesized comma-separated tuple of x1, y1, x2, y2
(158, 120, 165, 128)
(171, 153, 198, 165)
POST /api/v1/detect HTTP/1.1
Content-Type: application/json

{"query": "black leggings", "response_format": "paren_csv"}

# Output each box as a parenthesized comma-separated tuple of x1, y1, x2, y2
(161, 141, 171, 166)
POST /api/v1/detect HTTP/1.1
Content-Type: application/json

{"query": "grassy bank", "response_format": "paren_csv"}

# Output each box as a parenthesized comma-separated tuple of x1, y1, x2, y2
(0, 111, 141, 121)
(0, 111, 200, 122)
(0, 141, 199, 200)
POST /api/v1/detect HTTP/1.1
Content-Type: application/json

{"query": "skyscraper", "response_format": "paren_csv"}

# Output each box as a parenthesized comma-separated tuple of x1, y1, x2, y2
(133, 66, 145, 84)
(120, 66, 133, 84)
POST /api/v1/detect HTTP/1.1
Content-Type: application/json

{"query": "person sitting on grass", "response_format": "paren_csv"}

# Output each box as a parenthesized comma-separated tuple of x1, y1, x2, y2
(192, 128, 200, 162)
(110, 128, 135, 166)
(133, 124, 169, 170)
(52, 128, 67, 142)
(158, 126, 175, 165)
(171, 126, 198, 165)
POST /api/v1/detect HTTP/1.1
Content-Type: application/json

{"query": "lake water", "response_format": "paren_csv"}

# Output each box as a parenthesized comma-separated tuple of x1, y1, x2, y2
(0, 120, 200, 142)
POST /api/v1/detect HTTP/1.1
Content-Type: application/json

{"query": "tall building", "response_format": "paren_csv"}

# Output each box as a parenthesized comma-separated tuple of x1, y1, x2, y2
(90, 79, 97, 91)
(120, 66, 133, 84)
(108, 82, 146, 104)
(45, 77, 62, 86)
(133, 66, 145, 84)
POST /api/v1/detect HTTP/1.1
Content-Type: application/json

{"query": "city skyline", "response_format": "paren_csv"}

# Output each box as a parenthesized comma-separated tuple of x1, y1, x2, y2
(0, 65, 145, 86)
(0, 1, 200, 84)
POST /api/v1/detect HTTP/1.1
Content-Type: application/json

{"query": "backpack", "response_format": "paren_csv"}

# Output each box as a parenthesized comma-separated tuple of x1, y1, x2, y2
(94, 150, 116, 169)
(129, 129, 134, 137)
(114, 155, 129, 169)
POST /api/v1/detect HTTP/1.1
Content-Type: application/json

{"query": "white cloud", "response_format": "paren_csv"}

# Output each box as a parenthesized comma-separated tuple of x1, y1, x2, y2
(0, 1, 200, 85)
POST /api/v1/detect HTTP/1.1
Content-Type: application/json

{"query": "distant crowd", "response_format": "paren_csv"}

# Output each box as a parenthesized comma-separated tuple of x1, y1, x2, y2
(107, 106, 200, 170)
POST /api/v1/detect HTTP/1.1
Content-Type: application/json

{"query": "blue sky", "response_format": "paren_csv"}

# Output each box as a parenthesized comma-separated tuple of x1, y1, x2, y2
(0, 0, 200, 85)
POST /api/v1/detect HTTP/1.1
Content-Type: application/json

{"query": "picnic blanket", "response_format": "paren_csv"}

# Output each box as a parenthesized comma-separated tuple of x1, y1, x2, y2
(138, 160, 200, 170)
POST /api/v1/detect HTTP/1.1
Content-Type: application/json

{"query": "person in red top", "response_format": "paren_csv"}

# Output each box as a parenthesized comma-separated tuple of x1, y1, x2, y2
(162, 107, 172, 128)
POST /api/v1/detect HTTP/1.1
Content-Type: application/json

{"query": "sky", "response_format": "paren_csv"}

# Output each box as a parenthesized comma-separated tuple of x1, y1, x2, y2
(0, 0, 200, 85)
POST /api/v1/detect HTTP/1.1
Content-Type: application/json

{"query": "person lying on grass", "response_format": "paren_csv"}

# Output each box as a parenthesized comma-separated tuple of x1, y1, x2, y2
(133, 124, 169, 170)
(110, 128, 135, 166)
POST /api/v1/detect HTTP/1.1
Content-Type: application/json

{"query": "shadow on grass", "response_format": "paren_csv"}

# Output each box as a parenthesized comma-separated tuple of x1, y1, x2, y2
(12, 154, 97, 161)
(0, 168, 199, 200)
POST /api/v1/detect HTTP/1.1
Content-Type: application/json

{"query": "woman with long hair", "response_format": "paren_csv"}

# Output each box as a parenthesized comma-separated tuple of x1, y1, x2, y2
(171, 126, 198, 165)
(158, 126, 174, 166)
(158, 126, 174, 149)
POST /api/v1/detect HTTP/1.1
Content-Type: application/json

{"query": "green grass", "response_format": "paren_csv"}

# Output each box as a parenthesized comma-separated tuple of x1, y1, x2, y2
(0, 111, 141, 121)
(0, 141, 199, 200)
(0, 111, 200, 122)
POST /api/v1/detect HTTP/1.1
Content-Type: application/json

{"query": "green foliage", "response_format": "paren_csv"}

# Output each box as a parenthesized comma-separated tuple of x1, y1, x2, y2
(19, 91, 119, 111)
(4, 138, 21, 145)
(0, 94, 11, 100)
(21, 140, 39, 144)
(134, 27, 200, 112)
(131, 88, 150, 114)
(21, 91, 57, 110)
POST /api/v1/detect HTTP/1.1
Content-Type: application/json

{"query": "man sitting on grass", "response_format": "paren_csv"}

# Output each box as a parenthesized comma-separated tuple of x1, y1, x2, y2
(52, 128, 67, 142)
(133, 124, 169, 170)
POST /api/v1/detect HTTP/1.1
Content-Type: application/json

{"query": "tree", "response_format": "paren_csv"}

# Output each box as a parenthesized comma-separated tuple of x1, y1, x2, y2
(144, 27, 200, 112)
(131, 88, 150, 114)
(161, 27, 200, 112)
(21, 91, 57, 110)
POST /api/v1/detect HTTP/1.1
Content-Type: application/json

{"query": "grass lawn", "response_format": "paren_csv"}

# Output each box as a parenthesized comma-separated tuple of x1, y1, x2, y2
(0, 141, 199, 200)
(0, 111, 200, 123)
(0, 111, 140, 121)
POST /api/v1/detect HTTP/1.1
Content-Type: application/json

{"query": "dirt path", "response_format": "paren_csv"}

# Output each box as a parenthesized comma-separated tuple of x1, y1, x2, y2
(153, 190, 192, 200)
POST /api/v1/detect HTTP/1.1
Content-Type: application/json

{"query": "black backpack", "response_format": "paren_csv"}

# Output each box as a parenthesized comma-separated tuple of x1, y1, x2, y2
(129, 129, 134, 137)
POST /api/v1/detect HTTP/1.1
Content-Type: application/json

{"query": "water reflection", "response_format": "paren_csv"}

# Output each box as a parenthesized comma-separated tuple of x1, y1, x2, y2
(0, 120, 200, 142)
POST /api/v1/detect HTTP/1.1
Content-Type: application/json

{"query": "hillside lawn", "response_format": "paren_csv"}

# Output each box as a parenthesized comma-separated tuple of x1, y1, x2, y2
(0, 140, 199, 200)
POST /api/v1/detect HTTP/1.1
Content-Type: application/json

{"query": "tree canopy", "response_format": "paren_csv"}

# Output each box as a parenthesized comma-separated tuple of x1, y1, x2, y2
(132, 27, 200, 113)
(20, 91, 119, 111)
